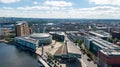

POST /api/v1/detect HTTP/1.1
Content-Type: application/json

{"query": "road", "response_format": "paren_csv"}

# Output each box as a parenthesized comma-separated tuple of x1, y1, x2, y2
(65, 34, 98, 67)
(80, 50, 98, 67)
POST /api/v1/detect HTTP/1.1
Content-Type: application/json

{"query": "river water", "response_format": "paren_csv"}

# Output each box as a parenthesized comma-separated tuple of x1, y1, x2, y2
(0, 43, 39, 67)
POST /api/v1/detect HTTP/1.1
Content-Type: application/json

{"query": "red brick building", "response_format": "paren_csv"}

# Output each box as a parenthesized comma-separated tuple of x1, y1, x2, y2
(98, 49, 120, 67)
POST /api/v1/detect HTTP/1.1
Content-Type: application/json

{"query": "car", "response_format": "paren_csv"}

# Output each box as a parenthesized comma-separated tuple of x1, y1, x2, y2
(83, 52, 85, 55)
(87, 58, 91, 61)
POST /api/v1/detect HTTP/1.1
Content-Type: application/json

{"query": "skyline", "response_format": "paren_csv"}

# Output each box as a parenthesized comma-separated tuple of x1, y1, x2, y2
(0, 0, 120, 19)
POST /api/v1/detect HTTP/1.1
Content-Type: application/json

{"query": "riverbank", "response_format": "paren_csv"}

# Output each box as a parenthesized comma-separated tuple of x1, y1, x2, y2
(0, 39, 8, 43)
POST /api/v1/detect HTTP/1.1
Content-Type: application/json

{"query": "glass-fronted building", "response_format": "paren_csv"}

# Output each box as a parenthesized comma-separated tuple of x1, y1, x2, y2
(14, 33, 52, 52)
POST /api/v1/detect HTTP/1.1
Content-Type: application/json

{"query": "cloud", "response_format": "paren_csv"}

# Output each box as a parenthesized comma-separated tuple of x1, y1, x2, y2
(3, 7, 13, 9)
(89, 0, 120, 5)
(1, 6, 120, 19)
(16, 5, 69, 11)
(0, 0, 20, 3)
(44, 1, 73, 7)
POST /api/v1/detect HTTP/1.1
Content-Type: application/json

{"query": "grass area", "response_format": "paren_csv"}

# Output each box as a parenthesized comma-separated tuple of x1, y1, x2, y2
(59, 42, 64, 45)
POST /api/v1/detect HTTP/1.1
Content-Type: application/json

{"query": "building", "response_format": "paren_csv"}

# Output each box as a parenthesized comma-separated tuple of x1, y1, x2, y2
(30, 33, 52, 45)
(54, 41, 81, 61)
(84, 36, 120, 67)
(16, 21, 29, 36)
(98, 49, 120, 67)
(89, 30, 112, 40)
(29, 27, 33, 34)
(111, 31, 120, 39)
(0, 28, 3, 36)
(49, 32, 64, 42)
(14, 33, 52, 51)
(3, 29, 9, 36)
(66, 31, 81, 42)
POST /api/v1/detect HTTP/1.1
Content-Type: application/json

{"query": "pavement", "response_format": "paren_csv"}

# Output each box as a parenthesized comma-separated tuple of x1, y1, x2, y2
(36, 33, 98, 67)
(65, 33, 98, 67)
(76, 44, 98, 67)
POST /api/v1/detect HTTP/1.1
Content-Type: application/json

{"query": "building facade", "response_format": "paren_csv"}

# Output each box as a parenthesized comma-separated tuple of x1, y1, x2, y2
(16, 21, 29, 36)
(84, 36, 120, 67)
(49, 32, 64, 42)
(14, 33, 52, 51)
(14, 37, 38, 52)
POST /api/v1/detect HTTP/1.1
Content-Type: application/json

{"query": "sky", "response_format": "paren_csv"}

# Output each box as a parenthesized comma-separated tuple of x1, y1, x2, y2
(0, 0, 120, 19)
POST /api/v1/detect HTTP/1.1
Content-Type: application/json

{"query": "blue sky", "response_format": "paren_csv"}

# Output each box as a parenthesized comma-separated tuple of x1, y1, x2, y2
(0, 0, 120, 19)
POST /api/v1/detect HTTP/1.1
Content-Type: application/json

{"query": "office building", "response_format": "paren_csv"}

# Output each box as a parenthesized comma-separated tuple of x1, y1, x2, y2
(16, 21, 29, 36)
(49, 32, 64, 42)
(14, 33, 52, 51)
(89, 30, 112, 40)
(84, 36, 120, 67)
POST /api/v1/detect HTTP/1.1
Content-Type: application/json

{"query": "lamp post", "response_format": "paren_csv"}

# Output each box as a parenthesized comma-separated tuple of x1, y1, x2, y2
(41, 44, 44, 56)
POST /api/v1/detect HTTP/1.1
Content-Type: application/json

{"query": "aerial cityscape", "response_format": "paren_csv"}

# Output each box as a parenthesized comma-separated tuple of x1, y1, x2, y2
(0, 0, 120, 67)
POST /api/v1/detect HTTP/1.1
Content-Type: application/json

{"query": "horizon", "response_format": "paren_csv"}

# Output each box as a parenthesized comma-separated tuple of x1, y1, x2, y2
(0, 0, 120, 19)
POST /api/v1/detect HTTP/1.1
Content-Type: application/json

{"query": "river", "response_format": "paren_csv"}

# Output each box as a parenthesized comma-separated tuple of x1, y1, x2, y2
(0, 43, 39, 67)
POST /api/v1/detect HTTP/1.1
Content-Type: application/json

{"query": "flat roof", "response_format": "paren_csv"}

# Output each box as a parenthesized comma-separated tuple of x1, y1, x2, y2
(89, 31, 106, 37)
(67, 41, 81, 55)
(88, 36, 120, 56)
(16, 21, 27, 25)
(100, 49, 120, 56)
(49, 32, 64, 35)
(89, 31, 111, 38)
(15, 37, 38, 45)
(89, 36, 120, 49)
(30, 33, 51, 38)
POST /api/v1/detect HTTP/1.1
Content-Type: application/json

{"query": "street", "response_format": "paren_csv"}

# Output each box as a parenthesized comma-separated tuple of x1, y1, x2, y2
(65, 34, 98, 67)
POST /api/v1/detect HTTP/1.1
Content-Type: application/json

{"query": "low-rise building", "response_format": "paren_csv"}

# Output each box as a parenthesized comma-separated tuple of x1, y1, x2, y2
(84, 36, 120, 67)
(14, 33, 52, 52)
(54, 41, 81, 60)
(89, 30, 112, 40)
(66, 31, 81, 42)
(49, 32, 64, 42)
(111, 31, 120, 39)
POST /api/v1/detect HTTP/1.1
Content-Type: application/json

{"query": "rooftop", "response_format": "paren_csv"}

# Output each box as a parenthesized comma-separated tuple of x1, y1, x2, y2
(89, 36, 120, 49)
(15, 37, 39, 45)
(100, 49, 120, 56)
(88, 36, 120, 56)
(67, 41, 81, 54)
(30, 33, 51, 39)
(55, 41, 81, 56)
(49, 32, 64, 35)
(89, 30, 111, 38)
(16, 21, 27, 25)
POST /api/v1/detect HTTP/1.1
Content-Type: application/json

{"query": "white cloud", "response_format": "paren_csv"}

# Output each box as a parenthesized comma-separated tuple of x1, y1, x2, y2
(89, 0, 120, 5)
(16, 6, 68, 11)
(17, 6, 51, 10)
(44, 1, 73, 7)
(0, 0, 20, 3)
(1, 6, 120, 19)
(3, 7, 13, 9)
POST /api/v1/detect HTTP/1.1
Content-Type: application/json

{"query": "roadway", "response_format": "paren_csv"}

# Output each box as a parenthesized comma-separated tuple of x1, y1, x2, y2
(65, 34, 98, 67)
